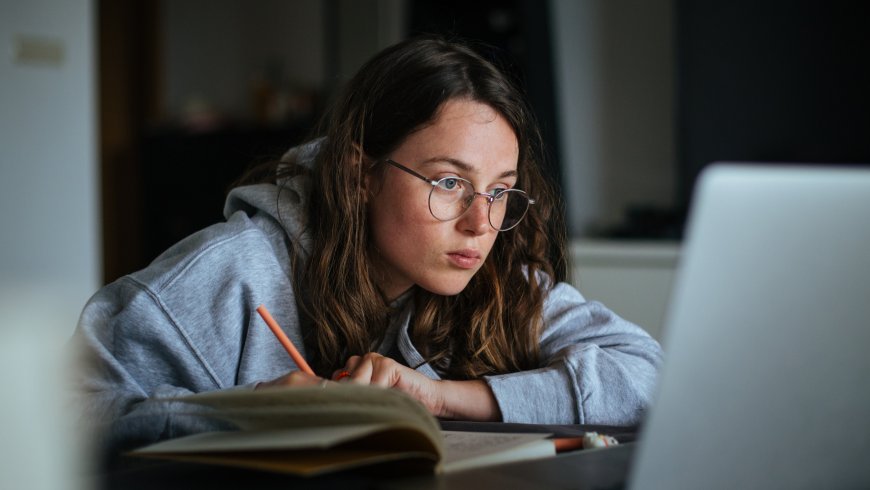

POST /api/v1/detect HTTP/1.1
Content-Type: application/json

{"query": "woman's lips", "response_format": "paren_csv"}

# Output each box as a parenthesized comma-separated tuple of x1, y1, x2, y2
(447, 250, 481, 269)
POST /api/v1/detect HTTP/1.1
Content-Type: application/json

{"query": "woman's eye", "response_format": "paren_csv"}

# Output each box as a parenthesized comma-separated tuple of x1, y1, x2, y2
(439, 178, 461, 191)
(489, 187, 509, 199)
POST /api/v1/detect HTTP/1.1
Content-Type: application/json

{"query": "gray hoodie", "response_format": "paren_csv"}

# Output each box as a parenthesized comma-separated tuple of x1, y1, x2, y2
(72, 142, 663, 458)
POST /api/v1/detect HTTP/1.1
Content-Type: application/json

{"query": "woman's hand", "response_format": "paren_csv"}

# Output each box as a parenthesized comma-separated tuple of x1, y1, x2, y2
(255, 370, 324, 390)
(334, 353, 502, 422)
(333, 353, 443, 414)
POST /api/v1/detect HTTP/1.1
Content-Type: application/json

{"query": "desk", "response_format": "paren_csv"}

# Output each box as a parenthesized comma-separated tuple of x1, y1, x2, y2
(387, 442, 635, 490)
(95, 423, 638, 489)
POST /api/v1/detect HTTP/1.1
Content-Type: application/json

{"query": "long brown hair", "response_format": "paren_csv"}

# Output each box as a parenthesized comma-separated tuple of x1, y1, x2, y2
(246, 36, 566, 378)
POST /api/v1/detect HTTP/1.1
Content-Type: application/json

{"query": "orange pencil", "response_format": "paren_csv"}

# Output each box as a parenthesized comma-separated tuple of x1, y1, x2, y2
(553, 436, 585, 453)
(256, 304, 315, 376)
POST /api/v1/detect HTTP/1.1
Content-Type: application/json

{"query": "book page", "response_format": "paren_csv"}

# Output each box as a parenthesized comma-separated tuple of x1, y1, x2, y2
(133, 427, 552, 476)
(440, 431, 554, 473)
(134, 425, 406, 453)
(133, 425, 441, 477)
(134, 424, 442, 454)
(165, 384, 441, 446)
(139, 387, 557, 476)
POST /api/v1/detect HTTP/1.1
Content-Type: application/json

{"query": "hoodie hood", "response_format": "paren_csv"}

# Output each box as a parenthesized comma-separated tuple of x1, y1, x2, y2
(222, 139, 321, 257)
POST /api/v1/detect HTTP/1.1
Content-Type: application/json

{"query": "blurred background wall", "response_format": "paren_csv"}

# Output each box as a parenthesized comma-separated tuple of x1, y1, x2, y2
(1, 2, 93, 488)
(0, 0, 98, 332)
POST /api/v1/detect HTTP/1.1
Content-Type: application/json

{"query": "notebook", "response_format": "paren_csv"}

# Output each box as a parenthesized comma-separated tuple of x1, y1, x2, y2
(628, 164, 870, 489)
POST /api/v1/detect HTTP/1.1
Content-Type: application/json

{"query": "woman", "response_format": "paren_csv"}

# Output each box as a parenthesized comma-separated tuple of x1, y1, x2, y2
(73, 36, 662, 458)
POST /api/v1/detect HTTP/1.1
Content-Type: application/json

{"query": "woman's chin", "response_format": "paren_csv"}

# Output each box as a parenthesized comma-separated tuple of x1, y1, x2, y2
(417, 277, 474, 297)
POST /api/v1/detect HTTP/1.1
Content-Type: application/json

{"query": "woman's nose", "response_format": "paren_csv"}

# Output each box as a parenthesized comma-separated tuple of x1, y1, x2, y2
(458, 194, 491, 235)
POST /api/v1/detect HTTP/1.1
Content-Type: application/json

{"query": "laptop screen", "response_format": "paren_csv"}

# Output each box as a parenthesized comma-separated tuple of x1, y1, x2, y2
(629, 164, 870, 489)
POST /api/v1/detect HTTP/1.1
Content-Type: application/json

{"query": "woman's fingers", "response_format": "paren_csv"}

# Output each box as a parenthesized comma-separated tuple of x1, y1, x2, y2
(345, 353, 377, 384)
(334, 353, 393, 385)
(326, 352, 446, 415)
(367, 355, 402, 388)
(333, 355, 362, 381)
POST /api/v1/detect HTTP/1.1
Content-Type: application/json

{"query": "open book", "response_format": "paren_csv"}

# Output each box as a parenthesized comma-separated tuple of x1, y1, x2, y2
(131, 384, 554, 476)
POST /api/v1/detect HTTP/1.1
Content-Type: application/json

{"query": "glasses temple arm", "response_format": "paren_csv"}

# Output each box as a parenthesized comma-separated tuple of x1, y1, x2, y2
(383, 159, 435, 185)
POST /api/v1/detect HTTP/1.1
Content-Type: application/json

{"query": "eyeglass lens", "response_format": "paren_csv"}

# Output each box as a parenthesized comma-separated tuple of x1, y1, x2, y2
(429, 178, 530, 231)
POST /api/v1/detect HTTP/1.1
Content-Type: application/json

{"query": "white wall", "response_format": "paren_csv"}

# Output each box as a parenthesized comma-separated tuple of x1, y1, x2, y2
(550, 0, 675, 236)
(570, 240, 679, 340)
(0, 2, 94, 487)
(0, 0, 99, 336)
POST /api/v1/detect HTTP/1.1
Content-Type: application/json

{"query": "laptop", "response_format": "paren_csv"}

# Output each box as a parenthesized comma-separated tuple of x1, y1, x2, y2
(628, 164, 870, 489)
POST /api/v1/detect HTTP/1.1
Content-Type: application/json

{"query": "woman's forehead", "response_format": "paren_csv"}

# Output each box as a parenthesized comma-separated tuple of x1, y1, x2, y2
(396, 100, 518, 170)
(417, 156, 518, 179)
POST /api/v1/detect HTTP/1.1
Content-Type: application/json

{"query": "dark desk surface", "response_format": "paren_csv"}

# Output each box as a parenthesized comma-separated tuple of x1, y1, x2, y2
(94, 423, 638, 490)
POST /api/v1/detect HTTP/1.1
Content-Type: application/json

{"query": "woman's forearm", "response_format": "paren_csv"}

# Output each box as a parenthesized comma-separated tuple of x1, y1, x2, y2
(436, 379, 502, 421)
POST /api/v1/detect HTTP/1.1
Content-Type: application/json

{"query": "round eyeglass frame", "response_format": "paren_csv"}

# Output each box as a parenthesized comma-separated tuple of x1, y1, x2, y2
(382, 159, 535, 231)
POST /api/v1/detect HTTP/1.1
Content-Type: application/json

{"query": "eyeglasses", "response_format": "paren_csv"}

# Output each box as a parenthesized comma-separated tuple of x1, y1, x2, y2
(382, 159, 535, 231)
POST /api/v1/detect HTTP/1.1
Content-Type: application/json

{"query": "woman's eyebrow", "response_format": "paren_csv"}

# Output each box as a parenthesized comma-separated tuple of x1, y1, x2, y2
(419, 156, 518, 179)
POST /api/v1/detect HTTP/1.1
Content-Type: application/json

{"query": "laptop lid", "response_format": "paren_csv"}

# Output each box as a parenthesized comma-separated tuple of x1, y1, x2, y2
(629, 164, 870, 489)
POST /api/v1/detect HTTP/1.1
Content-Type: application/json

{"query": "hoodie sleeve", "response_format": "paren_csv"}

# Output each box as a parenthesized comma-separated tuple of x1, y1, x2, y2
(71, 277, 246, 464)
(485, 282, 663, 425)
(72, 188, 312, 466)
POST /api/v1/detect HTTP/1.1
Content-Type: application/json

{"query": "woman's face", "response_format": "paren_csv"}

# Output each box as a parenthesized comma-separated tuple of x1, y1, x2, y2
(365, 98, 520, 301)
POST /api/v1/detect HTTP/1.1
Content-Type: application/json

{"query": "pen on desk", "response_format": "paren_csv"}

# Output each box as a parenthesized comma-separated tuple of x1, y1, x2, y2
(553, 432, 619, 453)
(256, 304, 315, 376)
(553, 437, 585, 453)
